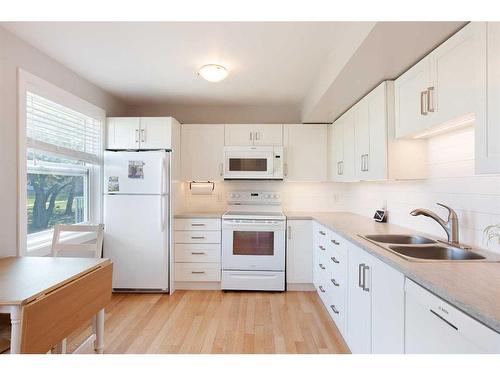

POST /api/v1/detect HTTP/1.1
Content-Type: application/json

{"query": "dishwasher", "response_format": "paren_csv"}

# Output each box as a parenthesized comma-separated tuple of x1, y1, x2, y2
(405, 279, 500, 354)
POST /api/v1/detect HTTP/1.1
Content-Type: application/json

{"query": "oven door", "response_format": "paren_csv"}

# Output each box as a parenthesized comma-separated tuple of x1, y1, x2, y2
(223, 147, 274, 179)
(222, 219, 285, 271)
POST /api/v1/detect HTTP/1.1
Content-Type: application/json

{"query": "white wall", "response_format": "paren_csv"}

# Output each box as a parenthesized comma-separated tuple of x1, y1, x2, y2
(126, 103, 301, 124)
(341, 127, 500, 253)
(0, 26, 128, 257)
(181, 180, 346, 213)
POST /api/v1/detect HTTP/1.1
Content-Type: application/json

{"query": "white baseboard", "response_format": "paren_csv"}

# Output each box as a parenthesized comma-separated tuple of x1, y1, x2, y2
(174, 282, 315, 292)
(287, 283, 315, 291)
(175, 281, 221, 290)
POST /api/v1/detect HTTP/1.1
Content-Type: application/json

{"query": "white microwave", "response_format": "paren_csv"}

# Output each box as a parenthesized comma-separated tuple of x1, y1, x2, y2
(223, 146, 284, 180)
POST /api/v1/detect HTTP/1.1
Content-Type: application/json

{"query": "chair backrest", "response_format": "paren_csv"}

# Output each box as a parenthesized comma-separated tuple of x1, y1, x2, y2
(51, 224, 104, 258)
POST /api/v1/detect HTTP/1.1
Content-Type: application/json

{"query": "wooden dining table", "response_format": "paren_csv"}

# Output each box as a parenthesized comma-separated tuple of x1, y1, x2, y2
(0, 256, 112, 354)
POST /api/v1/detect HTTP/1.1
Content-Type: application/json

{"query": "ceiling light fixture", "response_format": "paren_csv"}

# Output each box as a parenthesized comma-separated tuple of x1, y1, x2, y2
(198, 64, 228, 82)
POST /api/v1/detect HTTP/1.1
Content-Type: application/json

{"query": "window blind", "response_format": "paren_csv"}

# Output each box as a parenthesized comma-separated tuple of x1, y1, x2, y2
(26, 92, 102, 164)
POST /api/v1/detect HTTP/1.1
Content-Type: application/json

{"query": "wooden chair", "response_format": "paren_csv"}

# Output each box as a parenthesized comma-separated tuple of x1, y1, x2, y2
(51, 224, 105, 354)
(51, 224, 104, 258)
(0, 313, 11, 354)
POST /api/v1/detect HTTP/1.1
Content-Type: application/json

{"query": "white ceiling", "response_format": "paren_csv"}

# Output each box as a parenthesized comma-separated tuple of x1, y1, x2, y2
(1, 22, 372, 107)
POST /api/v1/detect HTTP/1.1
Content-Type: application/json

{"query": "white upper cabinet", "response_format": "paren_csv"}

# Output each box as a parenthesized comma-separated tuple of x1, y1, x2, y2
(107, 117, 140, 149)
(181, 124, 225, 181)
(253, 124, 283, 146)
(430, 22, 486, 128)
(139, 117, 172, 150)
(107, 117, 173, 150)
(478, 22, 500, 174)
(283, 124, 327, 181)
(354, 84, 388, 180)
(329, 81, 427, 182)
(224, 124, 255, 146)
(224, 124, 283, 146)
(329, 111, 356, 182)
(395, 22, 487, 139)
(394, 57, 433, 138)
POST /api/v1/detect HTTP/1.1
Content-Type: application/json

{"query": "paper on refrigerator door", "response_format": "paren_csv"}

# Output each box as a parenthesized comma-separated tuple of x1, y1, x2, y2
(108, 176, 119, 192)
(128, 160, 145, 179)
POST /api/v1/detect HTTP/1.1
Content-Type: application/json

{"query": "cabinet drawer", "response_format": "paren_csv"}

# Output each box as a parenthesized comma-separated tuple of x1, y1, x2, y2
(315, 225, 329, 245)
(175, 243, 220, 263)
(174, 230, 221, 244)
(174, 262, 221, 282)
(327, 292, 345, 333)
(174, 218, 221, 231)
(327, 245, 346, 277)
(328, 231, 347, 258)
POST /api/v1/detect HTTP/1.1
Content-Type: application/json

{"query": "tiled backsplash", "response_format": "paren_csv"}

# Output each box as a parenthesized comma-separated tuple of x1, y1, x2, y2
(180, 180, 346, 213)
(179, 126, 500, 253)
(342, 127, 500, 253)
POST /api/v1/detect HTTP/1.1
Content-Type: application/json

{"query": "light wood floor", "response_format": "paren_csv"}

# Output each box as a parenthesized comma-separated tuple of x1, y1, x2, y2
(67, 290, 350, 354)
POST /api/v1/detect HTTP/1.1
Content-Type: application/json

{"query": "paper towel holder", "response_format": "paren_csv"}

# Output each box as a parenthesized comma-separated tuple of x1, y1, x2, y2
(189, 181, 215, 191)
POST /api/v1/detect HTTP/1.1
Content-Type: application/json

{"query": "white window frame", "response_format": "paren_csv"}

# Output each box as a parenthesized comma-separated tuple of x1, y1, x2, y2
(18, 69, 106, 256)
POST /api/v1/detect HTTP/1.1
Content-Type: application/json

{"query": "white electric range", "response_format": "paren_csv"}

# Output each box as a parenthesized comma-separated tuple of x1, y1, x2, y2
(221, 191, 286, 291)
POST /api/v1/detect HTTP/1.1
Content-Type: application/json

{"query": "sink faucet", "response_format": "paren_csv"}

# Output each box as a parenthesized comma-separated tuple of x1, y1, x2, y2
(410, 203, 459, 244)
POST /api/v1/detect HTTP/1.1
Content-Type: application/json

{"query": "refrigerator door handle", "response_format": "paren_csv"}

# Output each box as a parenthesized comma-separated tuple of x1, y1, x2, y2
(160, 157, 165, 231)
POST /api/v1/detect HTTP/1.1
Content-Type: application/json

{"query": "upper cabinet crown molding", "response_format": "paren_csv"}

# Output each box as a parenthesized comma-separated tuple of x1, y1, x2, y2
(224, 124, 283, 146)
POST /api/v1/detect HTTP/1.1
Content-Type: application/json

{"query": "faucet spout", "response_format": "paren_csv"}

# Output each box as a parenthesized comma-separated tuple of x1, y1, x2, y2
(410, 203, 459, 244)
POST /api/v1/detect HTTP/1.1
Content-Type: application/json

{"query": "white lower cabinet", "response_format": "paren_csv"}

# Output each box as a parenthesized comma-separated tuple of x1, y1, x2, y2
(306, 219, 498, 354)
(346, 243, 372, 353)
(286, 220, 313, 286)
(405, 279, 500, 354)
(346, 243, 405, 354)
(312, 223, 349, 336)
(173, 218, 221, 288)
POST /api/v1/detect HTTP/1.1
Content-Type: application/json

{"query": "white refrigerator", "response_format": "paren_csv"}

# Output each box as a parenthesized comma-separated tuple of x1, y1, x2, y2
(103, 150, 170, 291)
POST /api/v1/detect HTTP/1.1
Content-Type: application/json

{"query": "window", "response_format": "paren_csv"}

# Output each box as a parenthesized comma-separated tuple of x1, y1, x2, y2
(19, 71, 105, 255)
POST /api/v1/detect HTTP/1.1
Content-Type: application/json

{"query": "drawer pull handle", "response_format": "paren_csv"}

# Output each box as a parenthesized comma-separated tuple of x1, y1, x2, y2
(319, 245, 326, 251)
(191, 252, 206, 255)
(191, 223, 206, 226)
(331, 257, 340, 264)
(331, 278, 339, 287)
(191, 236, 205, 239)
(319, 286, 325, 293)
(319, 231, 326, 235)
(191, 271, 206, 274)
(331, 239, 340, 245)
(330, 305, 339, 314)
(319, 263, 326, 270)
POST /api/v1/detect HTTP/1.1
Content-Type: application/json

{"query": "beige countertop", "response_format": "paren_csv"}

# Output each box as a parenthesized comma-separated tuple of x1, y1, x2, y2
(174, 211, 225, 219)
(286, 211, 500, 333)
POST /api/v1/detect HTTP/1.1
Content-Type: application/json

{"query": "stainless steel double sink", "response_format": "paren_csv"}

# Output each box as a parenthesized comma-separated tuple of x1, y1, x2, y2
(359, 234, 499, 262)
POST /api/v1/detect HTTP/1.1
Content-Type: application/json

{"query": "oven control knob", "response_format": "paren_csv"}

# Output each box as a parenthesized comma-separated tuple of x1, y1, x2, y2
(265, 194, 271, 198)
(273, 194, 279, 199)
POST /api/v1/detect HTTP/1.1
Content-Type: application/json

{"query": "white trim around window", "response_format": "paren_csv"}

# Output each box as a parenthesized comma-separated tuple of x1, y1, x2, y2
(18, 69, 106, 256)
